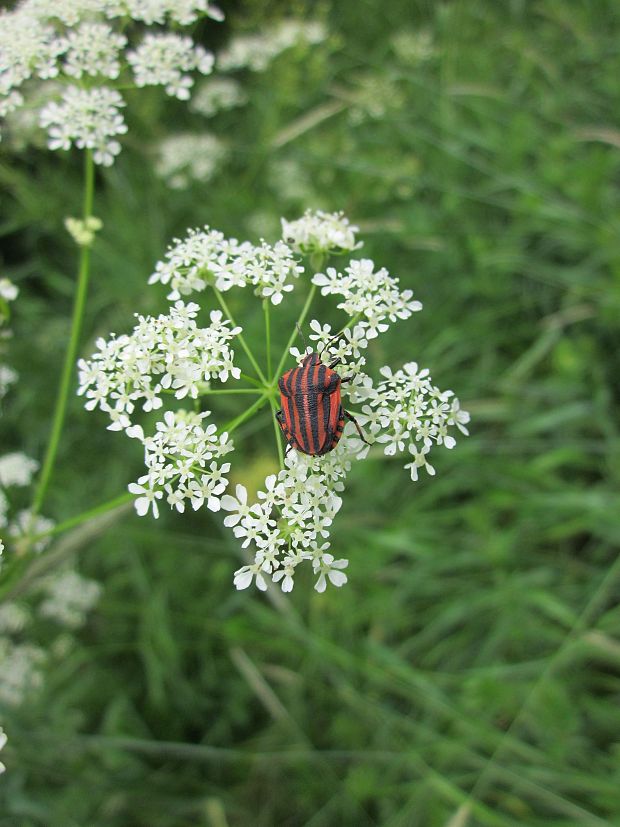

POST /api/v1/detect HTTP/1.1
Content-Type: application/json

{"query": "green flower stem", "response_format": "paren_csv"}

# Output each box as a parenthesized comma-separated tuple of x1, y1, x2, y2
(221, 390, 274, 434)
(27, 491, 134, 548)
(196, 387, 264, 396)
(269, 396, 285, 469)
(30, 148, 96, 520)
(263, 299, 272, 377)
(213, 288, 268, 384)
(240, 373, 264, 388)
(272, 282, 317, 383)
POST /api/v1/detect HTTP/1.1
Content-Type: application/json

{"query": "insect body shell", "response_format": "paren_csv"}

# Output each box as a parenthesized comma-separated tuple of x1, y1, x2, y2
(277, 352, 345, 456)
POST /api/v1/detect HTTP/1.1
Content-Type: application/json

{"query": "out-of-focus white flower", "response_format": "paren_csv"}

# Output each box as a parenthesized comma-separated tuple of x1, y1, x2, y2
(62, 21, 126, 78)
(391, 29, 437, 64)
(0, 602, 30, 634)
(0, 727, 6, 774)
(281, 209, 362, 256)
(39, 569, 102, 629)
(313, 258, 422, 339)
(39, 85, 127, 166)
(0, 638, 46, 706)
(218, 19, 327, 72)
(190, 77, 247, 116)
(65, 215, 103, 246)
(127, 33, 214, 99)
(1, 0, 223, 157)
(7, 510, 55, 553)
(0, 452, 39, 487)
(0, 279, 19, 302)
(149, 226, 303, 304)
(0, 365, 18, 400)
(155, 132, 226, 189)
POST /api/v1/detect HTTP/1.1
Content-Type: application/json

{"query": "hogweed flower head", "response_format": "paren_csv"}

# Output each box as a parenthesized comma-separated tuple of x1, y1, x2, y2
(81, 209, 470, 593)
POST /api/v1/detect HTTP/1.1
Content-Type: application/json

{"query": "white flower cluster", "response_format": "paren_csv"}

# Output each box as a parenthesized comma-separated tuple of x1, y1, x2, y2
(218, 19, 327, 72)
(359, 362, 470, 481)
(281, 209, 362, 256)
(190, 77, 247, 116)
(155, 132, 226, 189)
(230, 433, 365, 594)
(127, 33, 214, 99)
(78, 303, 241, 431)
(0, 452, 39, 488)
(0, 637, 46, 707)
(0, 727, 6, 774)
(149, 227, 303, 305)
(1, 278, 19, 400)
(128, 410, 233, 518)
(1, 0, 222, 161)
(39, 569, 102, 628)
(313, 258, 422, 339)
(40, 86, 127, 166)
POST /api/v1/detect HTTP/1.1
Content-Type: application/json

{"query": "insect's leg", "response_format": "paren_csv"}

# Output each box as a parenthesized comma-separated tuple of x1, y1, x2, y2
(339, 374, 354, 383)
(329, 357, 342, 370)
(343, 409, 371, 445)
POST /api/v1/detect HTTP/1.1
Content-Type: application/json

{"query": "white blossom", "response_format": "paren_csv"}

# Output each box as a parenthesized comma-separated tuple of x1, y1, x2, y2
(313, 258, 422, 339)
(1, 0, 223, 156)
(78, 303, 241, 427)
(0, 452, 39, 487)
(0, 638, 46, 706)
(218, 19, 326, 72)
(149, 226, 303, 304)
(7, 510, 55, 553)
(127, 33, 214, 99)
(0, 602, 30, 634)
(128, 410, 233, 518)
(155, 132, 226, 189)
(39, 85, 127, 166)
(0, 278, 19, 302)
(0, 727, 6, 774)
(62, 21, 126, 78)
(282, 209, 361, 255)
(190, 77, 247, 116)
(39, 569, 102, 628)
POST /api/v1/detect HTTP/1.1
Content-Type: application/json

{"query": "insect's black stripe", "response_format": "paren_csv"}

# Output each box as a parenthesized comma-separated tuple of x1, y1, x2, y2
(307, 360, 322, 455)
(296, 360, 312, 453)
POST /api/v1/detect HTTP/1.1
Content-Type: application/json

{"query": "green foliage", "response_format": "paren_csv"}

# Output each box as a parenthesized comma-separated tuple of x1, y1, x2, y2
(2, 1, 620, 825)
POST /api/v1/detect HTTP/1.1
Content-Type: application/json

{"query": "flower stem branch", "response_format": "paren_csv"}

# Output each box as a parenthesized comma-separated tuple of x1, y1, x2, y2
(213, 288, 268, 384)
(269, 396, 285, 469)
(263, 299, 272, 377)
(30, 148, 96, 520)
(273, 283, 317, 382)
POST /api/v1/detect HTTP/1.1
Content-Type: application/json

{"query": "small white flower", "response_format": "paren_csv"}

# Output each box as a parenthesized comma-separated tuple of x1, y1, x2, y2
(0, 452, 38, 487)
(190, 76, 247, 116)
(39, 569, 101, 629)
(313, 553, 349, 593)
(128, 478, 163, 517)
(282, 209, 361, 255)
(155, 132, 226, 190)
(127, 33, 214, 99)
(0, 278, 19, 302)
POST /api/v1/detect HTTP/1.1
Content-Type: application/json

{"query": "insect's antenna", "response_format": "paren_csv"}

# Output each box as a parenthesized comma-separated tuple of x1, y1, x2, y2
(318, 328, 348, 355)
(296, 323, 309, 353)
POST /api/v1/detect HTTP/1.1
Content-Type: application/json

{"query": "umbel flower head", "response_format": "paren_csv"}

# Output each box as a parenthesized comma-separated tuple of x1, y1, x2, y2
(0, 0, 223, 163)
(80, 209, 470, 593)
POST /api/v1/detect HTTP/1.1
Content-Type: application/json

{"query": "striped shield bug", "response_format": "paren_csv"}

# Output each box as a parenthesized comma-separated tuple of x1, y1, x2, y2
(276, 332, 370, 457)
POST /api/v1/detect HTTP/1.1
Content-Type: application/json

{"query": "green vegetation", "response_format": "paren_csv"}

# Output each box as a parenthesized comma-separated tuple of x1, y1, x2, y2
(2, 1, 620, 824)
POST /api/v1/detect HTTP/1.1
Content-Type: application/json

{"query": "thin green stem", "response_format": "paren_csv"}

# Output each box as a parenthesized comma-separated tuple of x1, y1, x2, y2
(197, 387, 264, 396)
(263, 299, 272, 377)
(273, 282, 317, 382)
(222, 391, 273, 435)
(28, 492, 133, 548)
(30, 149, 96, 520)
(269, 397, 285, 469)
(240, 373, 264, 388)
(213, 288, 268, 384)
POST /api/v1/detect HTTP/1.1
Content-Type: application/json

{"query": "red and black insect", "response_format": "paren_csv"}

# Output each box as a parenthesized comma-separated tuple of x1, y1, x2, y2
(276, 336, 370, 457)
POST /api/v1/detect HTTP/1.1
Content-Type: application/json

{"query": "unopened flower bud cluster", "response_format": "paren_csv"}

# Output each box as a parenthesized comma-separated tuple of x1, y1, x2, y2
(1, 0, 224, 163)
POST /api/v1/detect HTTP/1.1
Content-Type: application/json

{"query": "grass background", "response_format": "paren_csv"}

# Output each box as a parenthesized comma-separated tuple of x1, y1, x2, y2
(2, 0, 620, 824)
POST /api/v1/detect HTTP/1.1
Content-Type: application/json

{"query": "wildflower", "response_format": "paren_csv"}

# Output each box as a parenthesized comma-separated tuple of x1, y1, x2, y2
(0, 727, 6, 774)
(190, 77, 247, 116)
(127, 33, 214, 99)
(40, 86, 127, 166)
(0, 638, 46, 707)
(0, 278, 19, 302)
(155, 132, 226, 189)
(39, 569, 102, 629)
(218, 19, 326, 72)
(281, 209, 362, 255)
(0, 452, 38, 487)
(0, 0, 223, 160)
(7, 510, 55, 553)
